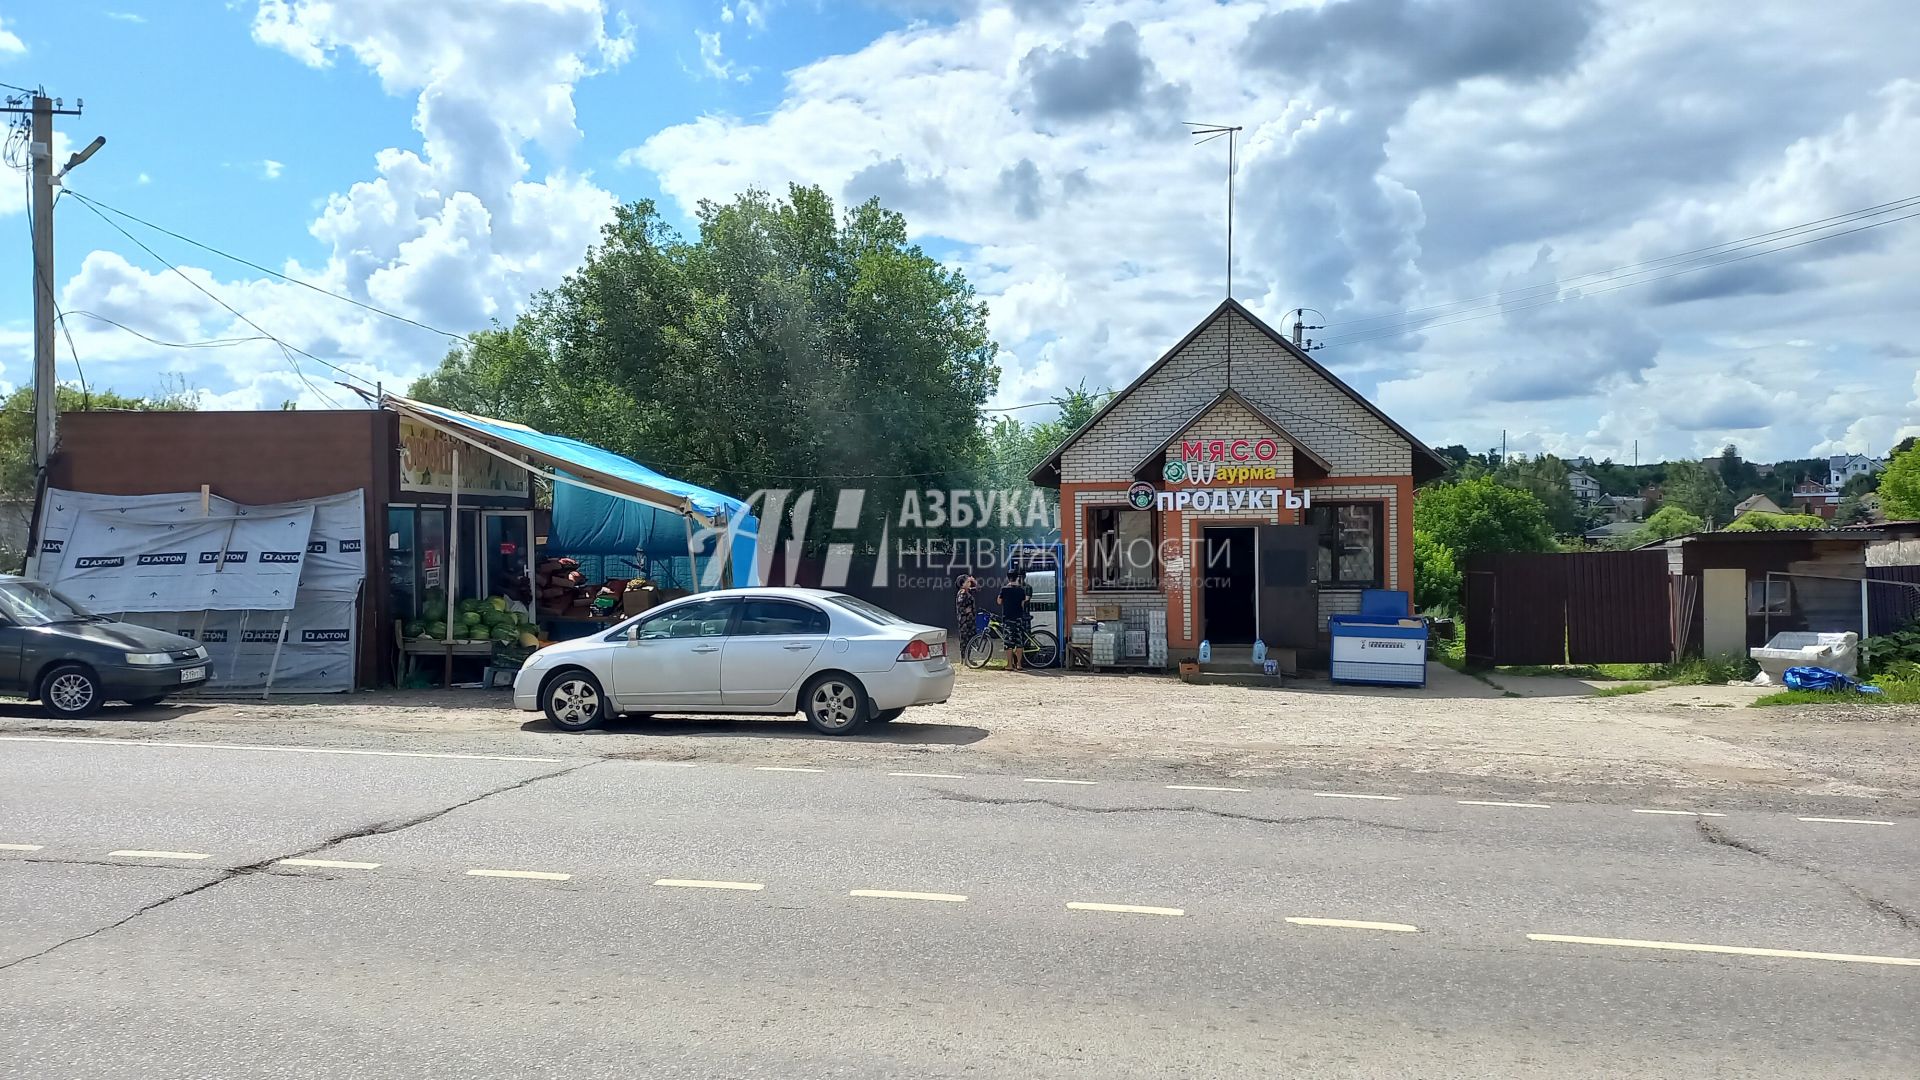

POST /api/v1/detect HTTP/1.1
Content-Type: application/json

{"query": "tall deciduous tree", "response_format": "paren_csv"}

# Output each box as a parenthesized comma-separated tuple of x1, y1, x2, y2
(1880, 443, 1920, 520)
(1661, 459, 1735, 526)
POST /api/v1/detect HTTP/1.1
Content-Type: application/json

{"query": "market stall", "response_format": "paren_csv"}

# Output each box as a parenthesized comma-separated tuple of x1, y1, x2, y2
(380, 396, 758, 685)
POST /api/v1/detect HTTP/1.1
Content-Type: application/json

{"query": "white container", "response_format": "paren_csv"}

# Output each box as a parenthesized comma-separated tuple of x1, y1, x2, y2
(1750, 631, 1857, 679)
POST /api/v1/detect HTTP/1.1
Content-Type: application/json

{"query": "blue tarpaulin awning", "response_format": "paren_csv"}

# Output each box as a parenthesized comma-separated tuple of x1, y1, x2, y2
(384, 396, 759, 587)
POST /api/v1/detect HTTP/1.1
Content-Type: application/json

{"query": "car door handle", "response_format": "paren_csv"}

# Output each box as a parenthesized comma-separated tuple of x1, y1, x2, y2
(692, 645, 720, 654)
(781, 643, 812, 651)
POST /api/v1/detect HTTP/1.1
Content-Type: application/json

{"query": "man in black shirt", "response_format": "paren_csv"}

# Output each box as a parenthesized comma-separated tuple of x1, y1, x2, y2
(998, 570, 1031, 671)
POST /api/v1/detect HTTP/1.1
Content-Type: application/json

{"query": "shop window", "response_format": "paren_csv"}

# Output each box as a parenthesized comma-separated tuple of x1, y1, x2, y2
(1748, 579, 1789, 616)
(1087, 506, 1158, 591)
(1309, 502, 1382, 589)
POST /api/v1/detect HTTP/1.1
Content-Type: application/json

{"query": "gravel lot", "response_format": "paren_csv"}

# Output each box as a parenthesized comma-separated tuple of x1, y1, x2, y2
(2, 663, 1915, 811)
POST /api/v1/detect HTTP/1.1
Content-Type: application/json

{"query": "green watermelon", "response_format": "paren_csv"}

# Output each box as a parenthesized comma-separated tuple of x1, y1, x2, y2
(490, 625, 518, 645)
(487, 596, 509, 612)
(403, 619, 425, 638)
(458, 598, 482, 615)
(462, 610, 483, 627)
(424, 621, 447, 640)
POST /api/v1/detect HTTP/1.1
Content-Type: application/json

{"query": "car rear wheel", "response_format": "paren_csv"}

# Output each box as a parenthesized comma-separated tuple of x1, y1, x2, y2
(41, 664, 103, 719)
(543, 670, 607, 731)
(801, 674, 869, 735)
(870, 707, 905, 724)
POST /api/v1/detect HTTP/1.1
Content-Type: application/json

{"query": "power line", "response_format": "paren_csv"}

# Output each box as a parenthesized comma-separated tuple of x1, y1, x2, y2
(55, 309, 278, 349)
(66, 191, 378, 396)
(63, 188, 478, 345)
(1320, 208, 1920, 348)
(1320, 192, 1920, 335)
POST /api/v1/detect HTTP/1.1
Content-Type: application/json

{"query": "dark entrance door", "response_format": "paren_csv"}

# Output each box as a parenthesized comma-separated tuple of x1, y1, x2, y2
(1201, 527, 1256, 643)
(1256, 524, 1319, 649)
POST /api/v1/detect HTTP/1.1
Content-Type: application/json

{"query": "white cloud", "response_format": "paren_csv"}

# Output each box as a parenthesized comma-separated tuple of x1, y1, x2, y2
(136, 171, 151, 185)
(722, 1, 770, 31)
(695, 29, 748, 82)
(630, 0, 1920, 462)
(9, 0, 633, 407)
(106, 11, 148, 24)
(0, 15, 25, 56)
(261, 159, 284, 180)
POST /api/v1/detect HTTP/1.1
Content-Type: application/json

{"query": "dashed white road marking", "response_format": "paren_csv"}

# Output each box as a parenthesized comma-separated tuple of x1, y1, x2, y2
(889, 772, 967, 780)
(1067, 902, 1184, 916)
(109, 850, 211, 861)
(0, 734, 563, 764)
(850, 889, 968, 903)
(466, 868, 571, 881)
(1167, 784, 1250, 793)
(1458, 800, 1552, 809)
(1287, 917, 1420, 933)
(1527, 933, 1920, 967)
(1796, 816, 1896, 826)
(654, 879, 765, 891)
(0, 843, 44, 851)
(1631, 808, 1726, 817)
(1024, 777, 1097, 786)
(754, 766, 824, 773)
(277, 858, 381, 870)
(1313, 792, 1401, 801)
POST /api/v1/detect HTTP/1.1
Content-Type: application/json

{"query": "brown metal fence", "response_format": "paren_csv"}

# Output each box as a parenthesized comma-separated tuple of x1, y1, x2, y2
(1868, 565, 1920, 636)
(1465, 551, 1673, 666)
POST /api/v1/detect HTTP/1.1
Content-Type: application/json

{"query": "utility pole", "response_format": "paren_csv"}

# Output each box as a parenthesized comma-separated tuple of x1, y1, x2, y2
(4, 90, 88, 477)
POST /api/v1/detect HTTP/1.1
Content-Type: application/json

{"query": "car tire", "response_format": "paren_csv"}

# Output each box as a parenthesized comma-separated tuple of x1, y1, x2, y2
(542, 669, 608, 732)
(870, 707, 906, 724)
(128, 696, 169, 709)
(800, 673, 870, 735)
(41, 663, 104, 719)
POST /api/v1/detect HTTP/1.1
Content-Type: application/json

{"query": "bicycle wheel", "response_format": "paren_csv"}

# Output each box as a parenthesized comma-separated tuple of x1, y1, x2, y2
(964, 630, 998, 669)
(1025, 629, 1059, 668)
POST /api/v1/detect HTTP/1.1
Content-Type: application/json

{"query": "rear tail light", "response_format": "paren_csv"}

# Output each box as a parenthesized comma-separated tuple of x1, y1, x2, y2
(899, 638, 945, 661)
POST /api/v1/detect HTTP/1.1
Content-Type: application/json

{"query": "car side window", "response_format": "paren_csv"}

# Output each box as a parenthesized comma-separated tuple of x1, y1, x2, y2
(734, 599, 830, 637)
(636, 599, 735, 640)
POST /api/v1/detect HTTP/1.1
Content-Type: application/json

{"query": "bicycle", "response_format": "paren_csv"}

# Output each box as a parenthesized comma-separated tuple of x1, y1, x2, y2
(963, 615, 1059, 670)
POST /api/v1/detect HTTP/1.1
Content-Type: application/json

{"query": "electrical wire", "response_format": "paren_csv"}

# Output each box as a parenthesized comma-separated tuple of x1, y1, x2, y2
(1320, 207, 1920, 348)
(64, 188, 479, 346)
(54, 310, 278, 349)
(1319, 192, 1920, 334)
(66, 191, 378, 395)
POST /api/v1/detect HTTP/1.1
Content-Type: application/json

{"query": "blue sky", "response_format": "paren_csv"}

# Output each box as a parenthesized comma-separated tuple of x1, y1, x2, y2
(2, 1, 1916, 464)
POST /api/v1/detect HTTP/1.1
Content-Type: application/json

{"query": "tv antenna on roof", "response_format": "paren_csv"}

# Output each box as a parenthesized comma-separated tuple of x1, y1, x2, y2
(1187, 122, 1243, 300)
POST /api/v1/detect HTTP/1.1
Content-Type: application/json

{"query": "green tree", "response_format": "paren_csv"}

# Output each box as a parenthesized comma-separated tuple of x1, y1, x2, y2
(1412, 529, 1462, 614)
(1840, 471, 1879, 497)
(1661, 459, 1735, 526)
(1722, 511, 1829, 532)
(411, 189, 1000, 546)
(1496, 453, 1584, 535)
(1412, 476, 1555, 561)
(0, 383, 199, 504)
(1880, 443, 1920, 520)
(1627, 505, 1704, 546)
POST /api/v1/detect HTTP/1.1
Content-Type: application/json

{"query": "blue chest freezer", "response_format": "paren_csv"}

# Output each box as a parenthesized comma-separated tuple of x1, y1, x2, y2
(1328, 589, 1428, 687)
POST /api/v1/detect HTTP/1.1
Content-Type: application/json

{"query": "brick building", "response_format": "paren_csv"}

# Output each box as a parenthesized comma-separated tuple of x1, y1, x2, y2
(1029, 300, 1447, 660)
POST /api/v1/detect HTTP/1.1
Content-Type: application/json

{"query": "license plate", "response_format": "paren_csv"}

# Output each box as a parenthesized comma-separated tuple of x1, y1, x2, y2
(180, 666, 207, 683)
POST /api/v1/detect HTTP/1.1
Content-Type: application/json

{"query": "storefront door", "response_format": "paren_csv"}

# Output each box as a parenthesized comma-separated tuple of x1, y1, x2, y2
(1257, 524, 1319, 649)
(1202, 527, 1258, 644)
(481, 511, 533, 602)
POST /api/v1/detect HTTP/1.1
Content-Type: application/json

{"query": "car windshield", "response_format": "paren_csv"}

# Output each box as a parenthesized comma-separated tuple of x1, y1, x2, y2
(0, 580, 98, 626)
(820, 593, 909, 626)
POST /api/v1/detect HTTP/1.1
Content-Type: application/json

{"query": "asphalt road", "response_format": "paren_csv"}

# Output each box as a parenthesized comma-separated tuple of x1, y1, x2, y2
(2, 736, 1916, 1078)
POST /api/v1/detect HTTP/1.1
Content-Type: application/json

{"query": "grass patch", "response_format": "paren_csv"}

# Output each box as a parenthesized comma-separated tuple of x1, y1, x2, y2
(1591, 683, 1656, 697)
(1752, 678, 1920, 707)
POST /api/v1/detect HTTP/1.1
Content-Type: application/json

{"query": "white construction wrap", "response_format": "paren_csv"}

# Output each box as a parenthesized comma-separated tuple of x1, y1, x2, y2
(31, 488, 368, 693)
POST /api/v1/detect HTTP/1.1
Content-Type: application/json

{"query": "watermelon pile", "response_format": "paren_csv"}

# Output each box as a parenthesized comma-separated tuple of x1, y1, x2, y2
(413, 594, 542, 645)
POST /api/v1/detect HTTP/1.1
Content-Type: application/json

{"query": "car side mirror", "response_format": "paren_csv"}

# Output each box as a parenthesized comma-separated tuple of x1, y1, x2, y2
(626, 626, 640, 644)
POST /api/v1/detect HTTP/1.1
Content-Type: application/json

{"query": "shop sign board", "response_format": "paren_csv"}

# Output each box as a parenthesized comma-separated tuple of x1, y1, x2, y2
(399, 418, 530, 497)
(1162, 438, 1284, 485)
(1129, 481, 1312, 513)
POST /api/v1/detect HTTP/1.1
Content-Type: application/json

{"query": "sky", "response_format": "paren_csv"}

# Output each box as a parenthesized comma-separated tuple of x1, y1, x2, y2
(1, 0, 1916, 466)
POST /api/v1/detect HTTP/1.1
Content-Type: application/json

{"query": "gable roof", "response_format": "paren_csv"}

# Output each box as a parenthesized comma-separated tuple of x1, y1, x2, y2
(1128, 387, 1335, 479)
(1732, 493, 1784, 516)
(1028, 298, 1450, 486)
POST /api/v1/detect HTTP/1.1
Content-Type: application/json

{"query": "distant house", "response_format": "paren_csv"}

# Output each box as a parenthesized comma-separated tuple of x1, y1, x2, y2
(1567, 470, 1602, 505)
(1729, 493, 1784, 521)
(1828, 453, 1884, 488)
(1583, 520, 1642, 544)
(1792, 481, 1841, 520)
(1594, 494, 1645, 522)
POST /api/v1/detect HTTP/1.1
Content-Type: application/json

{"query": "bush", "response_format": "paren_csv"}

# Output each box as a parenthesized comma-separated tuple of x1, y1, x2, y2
(1413, 529, 1461, 614)
(1723, 511, 1829, 532)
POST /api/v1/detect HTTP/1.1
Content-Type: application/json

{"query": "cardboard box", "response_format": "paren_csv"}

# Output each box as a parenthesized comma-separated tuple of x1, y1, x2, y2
(622, 587, 658, 616)
(1094, 604, 1123, 622)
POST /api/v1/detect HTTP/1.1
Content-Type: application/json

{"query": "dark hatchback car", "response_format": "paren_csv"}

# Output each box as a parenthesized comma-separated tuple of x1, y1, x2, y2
(0, 575, 208, 717)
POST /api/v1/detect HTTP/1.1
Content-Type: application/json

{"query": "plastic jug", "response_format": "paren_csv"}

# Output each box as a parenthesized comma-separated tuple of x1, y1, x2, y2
(1198, 639, 1212, 664)
(1252, 638, 1267, 664)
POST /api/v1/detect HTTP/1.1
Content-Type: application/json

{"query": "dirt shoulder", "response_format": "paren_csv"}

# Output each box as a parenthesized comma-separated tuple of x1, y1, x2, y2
(3, 664, 1916, 813)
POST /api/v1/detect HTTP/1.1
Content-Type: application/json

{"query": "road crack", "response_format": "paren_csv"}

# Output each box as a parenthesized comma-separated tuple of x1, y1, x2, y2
(0, 760, 598, 973)
(1693, 817, 1920, 933)
(929, 790, 1439, 832)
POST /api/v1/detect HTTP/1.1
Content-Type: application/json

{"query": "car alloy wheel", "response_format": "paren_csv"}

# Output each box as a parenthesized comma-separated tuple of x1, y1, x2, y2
(807, 679, 862, 733)
(49, 672, 96, 714)
(547, 676, 603, 731)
